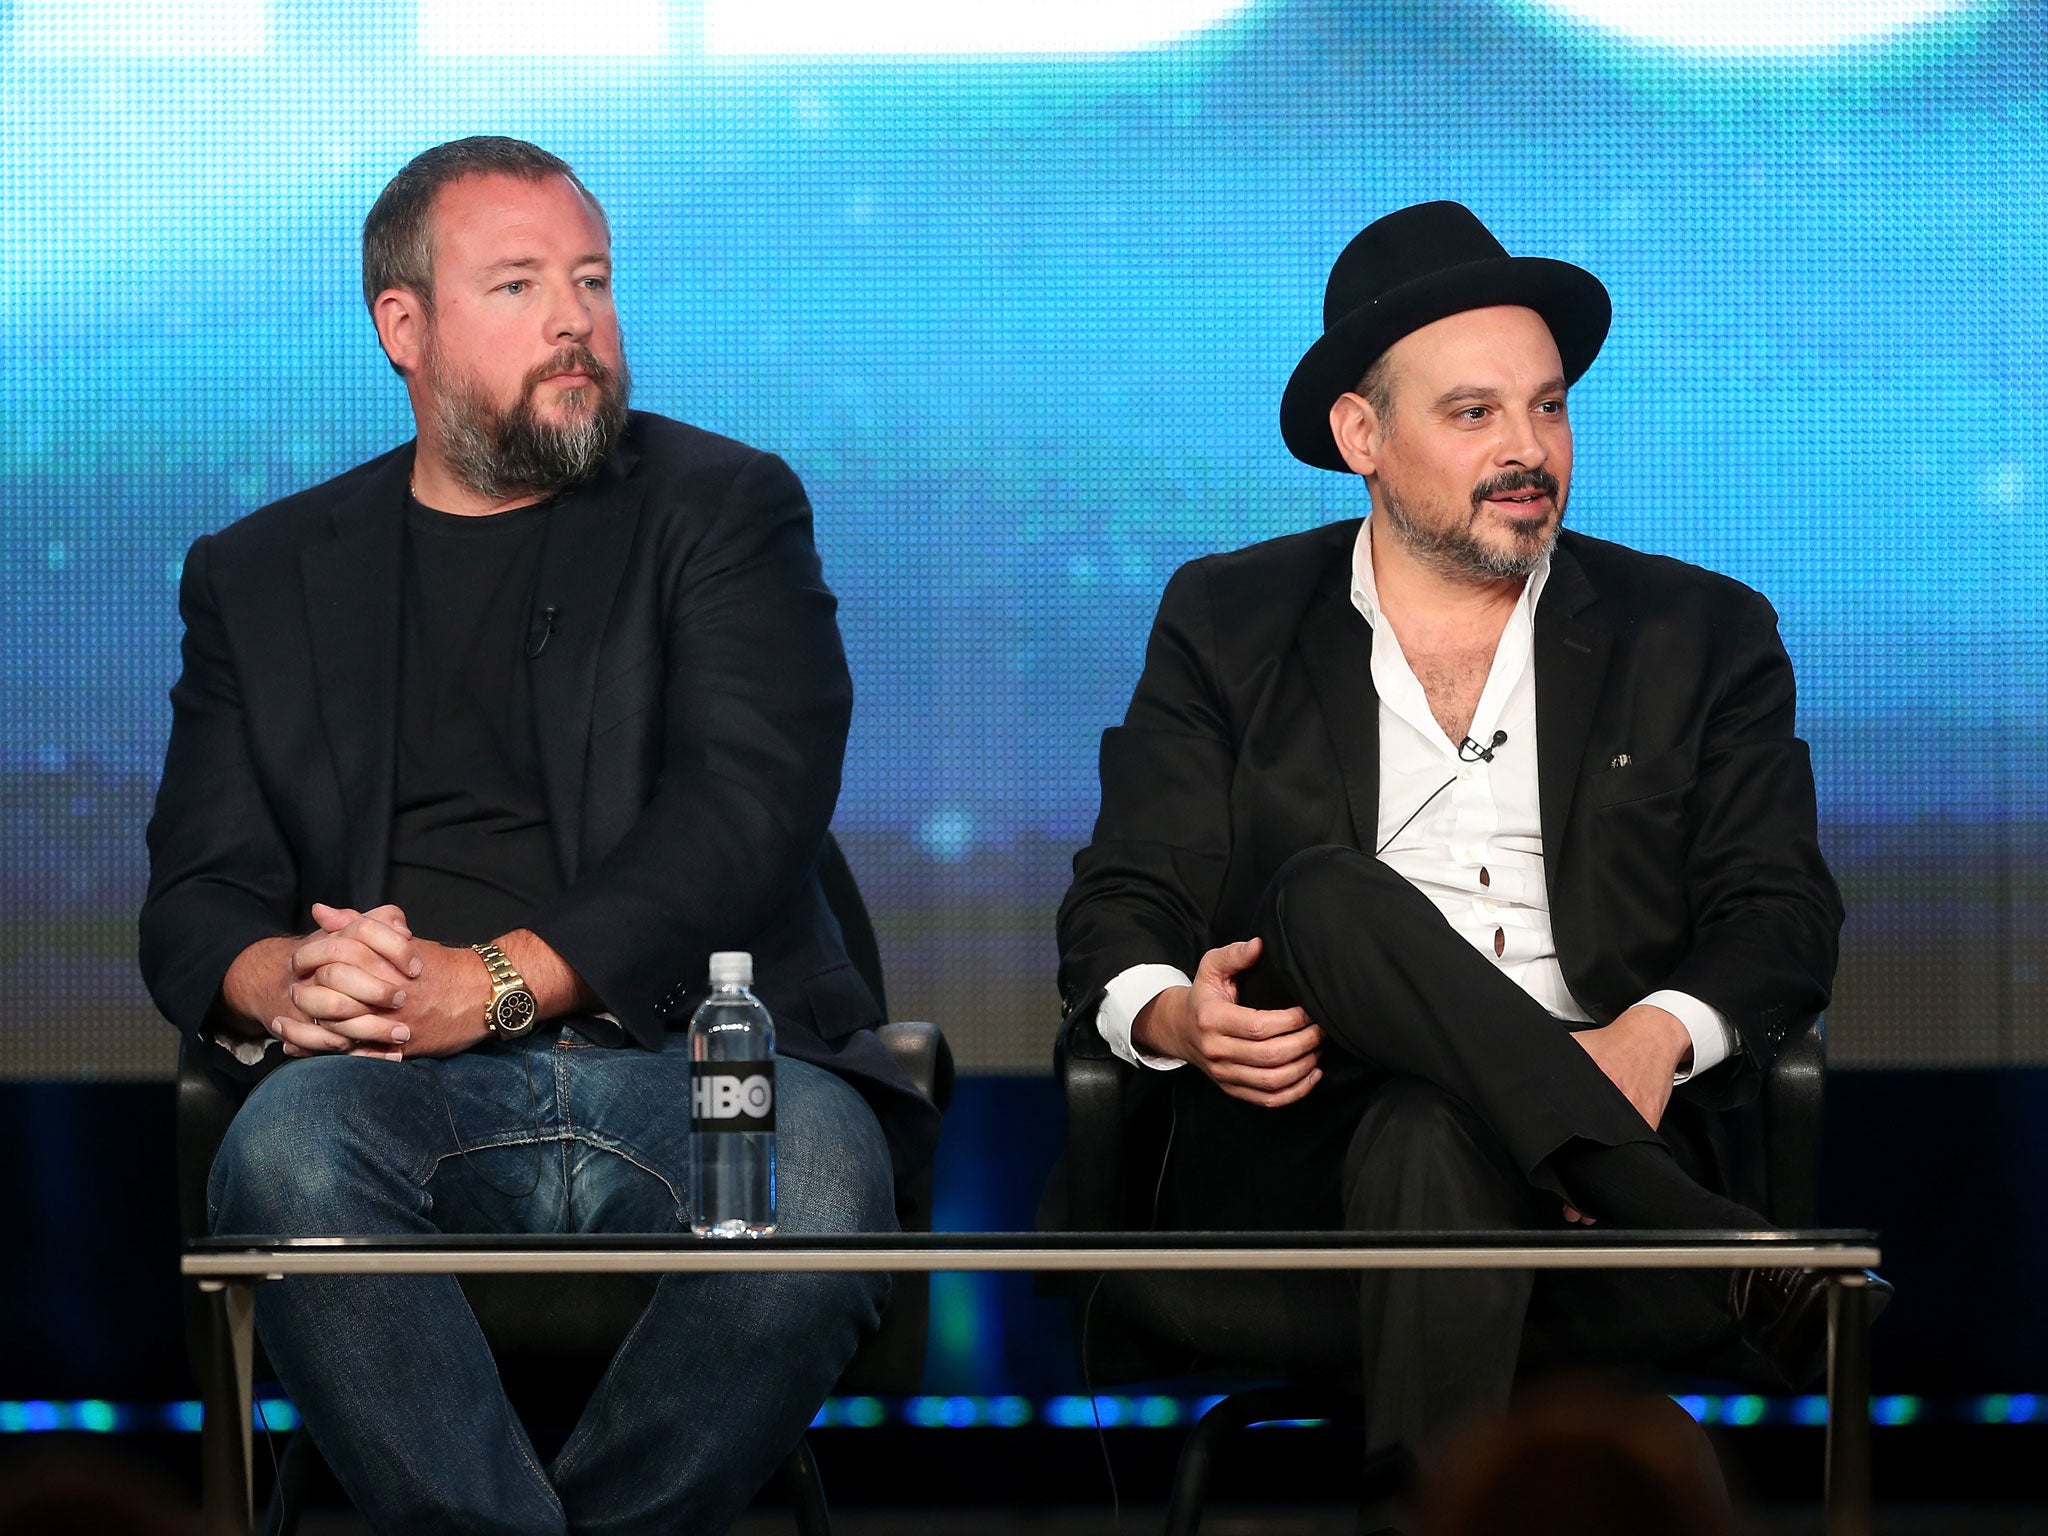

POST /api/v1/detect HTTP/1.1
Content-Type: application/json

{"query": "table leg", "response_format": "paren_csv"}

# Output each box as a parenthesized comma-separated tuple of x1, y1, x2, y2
(1824, 1273, 1873, 1536)
(198, 1279, 257, 1536)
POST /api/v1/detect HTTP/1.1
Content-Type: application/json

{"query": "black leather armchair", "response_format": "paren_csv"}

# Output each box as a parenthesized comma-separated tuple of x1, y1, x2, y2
(1052, 1008, 1827, 1534)
(180, 833, 953, 1536)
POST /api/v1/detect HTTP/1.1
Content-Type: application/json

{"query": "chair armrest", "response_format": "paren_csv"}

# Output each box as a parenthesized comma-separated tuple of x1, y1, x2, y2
(875, 1020, 954, 1114)
(1055, 1004, 1134, 1231)
(1760, 1014, 1826, 1229)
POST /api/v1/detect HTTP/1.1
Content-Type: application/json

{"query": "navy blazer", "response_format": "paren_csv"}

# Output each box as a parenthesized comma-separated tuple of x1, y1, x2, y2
(1057, 520, 1843, 1111)
(141, 411, 938, 1181)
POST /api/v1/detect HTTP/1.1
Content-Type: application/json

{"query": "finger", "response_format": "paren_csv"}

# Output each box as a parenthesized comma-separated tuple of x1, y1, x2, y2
(313, 931, 416, 985)
(284, 1000, 413, 1048)
(341, 935, 417, 984)
(313, 901, 414, 941)
(1205, 1025, 1323, 1070)
(292, 932, 413, 989)
(290, 987, 413, 1036)
(1212, 1052, 1321, 1095)
(358, 903, 413, 937)
(342, 917, 423, 978)
(266, 1015, 355, 1054)
(298, 965, 410, 1013)
(1222, 1067, 1323, 1109)
(310, 902, 360, 933)
(311, 962, 409, 1009)
(293, 933, 412, 988)
(1203, 1002, 1315, 1043)
(1195, 936, 1262, 982)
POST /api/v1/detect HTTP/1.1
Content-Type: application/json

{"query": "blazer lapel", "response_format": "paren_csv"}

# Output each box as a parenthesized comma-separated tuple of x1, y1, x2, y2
(526, 450, 648, 882)
(1533, 538, 1614, 901)
(1295, 556, 1381, 852)
(299, 456, 407, 907)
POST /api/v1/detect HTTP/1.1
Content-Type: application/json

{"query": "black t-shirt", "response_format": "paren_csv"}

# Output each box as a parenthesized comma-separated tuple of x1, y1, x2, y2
(386, 494, 563, 947)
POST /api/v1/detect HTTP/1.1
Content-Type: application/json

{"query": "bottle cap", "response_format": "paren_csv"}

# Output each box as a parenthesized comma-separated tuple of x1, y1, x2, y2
(707, 951, 753, 988)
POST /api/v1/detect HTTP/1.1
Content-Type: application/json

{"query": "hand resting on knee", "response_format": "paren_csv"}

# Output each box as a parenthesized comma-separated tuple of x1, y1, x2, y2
(1568, 1002, 1693, 1132)
(1132, 937, 1324, 1108)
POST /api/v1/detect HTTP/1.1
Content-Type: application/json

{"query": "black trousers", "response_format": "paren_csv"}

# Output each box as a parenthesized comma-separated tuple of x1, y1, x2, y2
(1157, 846, 1760, 1467)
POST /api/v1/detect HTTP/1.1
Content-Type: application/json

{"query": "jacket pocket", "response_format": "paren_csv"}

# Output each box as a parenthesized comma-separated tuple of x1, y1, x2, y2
(1585, 748, 1695, 809)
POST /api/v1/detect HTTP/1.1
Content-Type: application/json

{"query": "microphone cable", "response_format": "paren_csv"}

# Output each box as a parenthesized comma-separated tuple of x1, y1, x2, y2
(1374, 731, 1508, 857)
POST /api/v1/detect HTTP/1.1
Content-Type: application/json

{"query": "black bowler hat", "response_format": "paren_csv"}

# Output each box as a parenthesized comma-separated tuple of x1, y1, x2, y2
(1279, 201, 1612, 472)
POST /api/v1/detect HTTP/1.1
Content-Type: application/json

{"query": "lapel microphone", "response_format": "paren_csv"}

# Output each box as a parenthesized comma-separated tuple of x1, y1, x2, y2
(1378, 729, 1512, 856)
(527, 606, 559, 659)
(1459, 729, 1507, 763)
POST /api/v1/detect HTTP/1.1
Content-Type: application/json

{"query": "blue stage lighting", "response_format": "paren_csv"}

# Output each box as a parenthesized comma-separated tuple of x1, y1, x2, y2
(1872, 1395, 1924, 1426)
(1792, 1395, 1831, 1426)
(704, 0, 1257, 55)
(419, 0, 668, 55)
(13, 0, 268, 56)
(1509, 0, 1974, 49)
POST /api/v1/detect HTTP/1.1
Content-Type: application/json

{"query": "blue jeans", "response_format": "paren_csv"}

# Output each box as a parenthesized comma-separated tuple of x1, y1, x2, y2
(208, 1029, 896, 1535)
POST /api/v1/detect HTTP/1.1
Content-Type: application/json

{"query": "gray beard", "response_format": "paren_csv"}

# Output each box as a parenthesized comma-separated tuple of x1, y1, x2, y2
(1377, 481, 1560, 582)
(427, 346, 631, 502)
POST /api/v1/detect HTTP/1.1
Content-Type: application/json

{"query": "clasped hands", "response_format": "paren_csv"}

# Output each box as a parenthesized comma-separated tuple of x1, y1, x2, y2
(225, 903, 491, 1061)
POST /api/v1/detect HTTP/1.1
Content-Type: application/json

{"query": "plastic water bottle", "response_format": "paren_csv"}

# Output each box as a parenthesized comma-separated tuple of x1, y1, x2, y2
(689, 951, 777, 1237)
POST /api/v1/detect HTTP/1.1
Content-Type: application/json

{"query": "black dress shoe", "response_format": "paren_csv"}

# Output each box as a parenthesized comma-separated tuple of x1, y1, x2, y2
(1728, 1267, 1893, 1388)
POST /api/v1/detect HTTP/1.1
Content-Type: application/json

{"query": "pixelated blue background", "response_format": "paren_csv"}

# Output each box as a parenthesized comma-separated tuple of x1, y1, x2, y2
(1, 0, 2042, 1073)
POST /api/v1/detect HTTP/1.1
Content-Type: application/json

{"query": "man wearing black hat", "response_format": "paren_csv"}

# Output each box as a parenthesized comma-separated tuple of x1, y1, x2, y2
(1058, 202, 1870, 1513)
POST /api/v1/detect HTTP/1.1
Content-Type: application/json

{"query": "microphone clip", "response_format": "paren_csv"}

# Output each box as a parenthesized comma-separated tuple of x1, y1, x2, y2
(1459, 729, 1507, 763)
(527, 605, 558, 659)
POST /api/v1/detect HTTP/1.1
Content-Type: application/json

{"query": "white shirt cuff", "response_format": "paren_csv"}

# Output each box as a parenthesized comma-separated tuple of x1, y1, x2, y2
(1636, 989, 1736, 1084)
(1097, 964, 1195, 1070)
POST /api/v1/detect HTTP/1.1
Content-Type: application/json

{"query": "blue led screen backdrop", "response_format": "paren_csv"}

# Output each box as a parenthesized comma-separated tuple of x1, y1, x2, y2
(1, 0, 2041, 1074)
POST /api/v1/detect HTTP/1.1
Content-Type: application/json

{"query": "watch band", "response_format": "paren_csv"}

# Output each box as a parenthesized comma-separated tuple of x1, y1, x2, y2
(472, 942, 536, 1035)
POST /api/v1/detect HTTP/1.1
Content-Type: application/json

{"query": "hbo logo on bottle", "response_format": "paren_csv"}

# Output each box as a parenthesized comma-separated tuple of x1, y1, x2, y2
(692, 1068, 775, 1129)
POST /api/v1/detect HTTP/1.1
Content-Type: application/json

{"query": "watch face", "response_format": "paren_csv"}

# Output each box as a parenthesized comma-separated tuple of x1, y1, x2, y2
(493, 989, 538, 1036)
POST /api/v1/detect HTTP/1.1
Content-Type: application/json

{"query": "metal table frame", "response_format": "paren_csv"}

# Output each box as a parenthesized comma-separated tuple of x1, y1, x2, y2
(184, 1228, 1882, 1536)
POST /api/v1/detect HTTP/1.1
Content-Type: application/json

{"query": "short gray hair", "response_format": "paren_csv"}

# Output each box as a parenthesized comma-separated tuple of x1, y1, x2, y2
(361, 136, 607, 314)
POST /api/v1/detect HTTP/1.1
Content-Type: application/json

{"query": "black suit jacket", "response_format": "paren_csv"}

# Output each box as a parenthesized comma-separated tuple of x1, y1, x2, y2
(1057, 520, 1842, 1109)
(141, 411, 938, 1180)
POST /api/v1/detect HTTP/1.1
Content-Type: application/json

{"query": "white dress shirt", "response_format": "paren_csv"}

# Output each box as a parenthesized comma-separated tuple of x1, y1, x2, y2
(1097, 517, 1736, 1081)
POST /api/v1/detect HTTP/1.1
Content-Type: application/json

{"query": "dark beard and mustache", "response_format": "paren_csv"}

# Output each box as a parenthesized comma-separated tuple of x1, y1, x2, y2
(1378, 466, 1564, 581)
(425, 339, 631, 501)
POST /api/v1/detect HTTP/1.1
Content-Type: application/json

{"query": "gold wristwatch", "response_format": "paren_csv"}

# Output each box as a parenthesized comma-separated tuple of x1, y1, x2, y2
(472, 942, 538, 1038)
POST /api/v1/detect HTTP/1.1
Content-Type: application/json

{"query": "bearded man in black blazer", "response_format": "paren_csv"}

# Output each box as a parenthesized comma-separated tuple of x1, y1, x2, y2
(141, 137, 935, 1535)
(1057, 202, 1874, 1523)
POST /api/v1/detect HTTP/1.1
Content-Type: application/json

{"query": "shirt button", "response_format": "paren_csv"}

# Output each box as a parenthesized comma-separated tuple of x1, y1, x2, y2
(1483, 898, 1500, 914)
